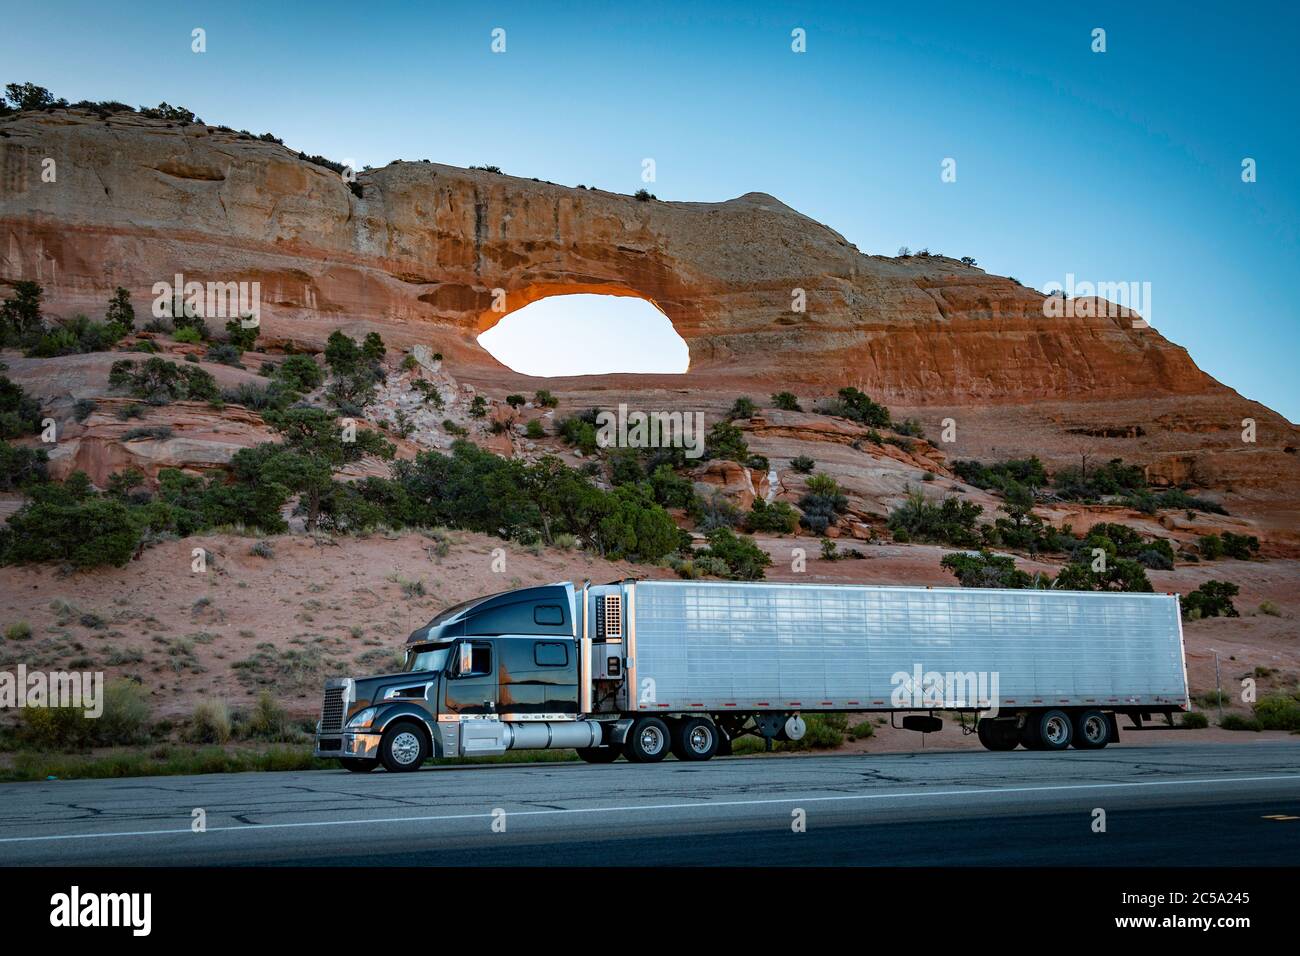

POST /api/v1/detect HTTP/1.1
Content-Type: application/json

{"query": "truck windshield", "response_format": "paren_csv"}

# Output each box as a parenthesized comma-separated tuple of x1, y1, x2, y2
(404, 644, 453, 673)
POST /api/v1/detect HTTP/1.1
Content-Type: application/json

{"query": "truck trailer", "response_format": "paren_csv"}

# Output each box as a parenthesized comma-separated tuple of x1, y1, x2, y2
(313, 578, 1190, 772)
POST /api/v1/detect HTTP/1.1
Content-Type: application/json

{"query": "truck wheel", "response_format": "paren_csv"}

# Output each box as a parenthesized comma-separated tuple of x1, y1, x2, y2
(976, 719, 1018, 751)
(1027, 709, 1072, 751)
(624, 717, 671, 763)
(672, 717, 719, 761)
(576, 747, 621, 763)
(1071, 710, 1111, 749)
(340, 758, 378, 773)
(379, 721, 429, 772)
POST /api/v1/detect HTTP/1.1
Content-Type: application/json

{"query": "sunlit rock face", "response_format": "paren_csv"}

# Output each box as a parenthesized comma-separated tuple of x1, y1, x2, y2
(0, 108, 1296, 514)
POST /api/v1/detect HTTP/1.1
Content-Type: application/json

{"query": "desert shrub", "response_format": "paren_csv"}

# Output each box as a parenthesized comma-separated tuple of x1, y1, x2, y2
(4, 621, 33, 641)
(1179, 711, 1209, 729)
(250, 539, 275, 559)
(223, 317, 259, 351)
(693, 527, 771, 580)
(557, 410, 601, 455)
(1254, 695, 1300, 731)
(0, 376, 42, 438)
(469, 395, 488, 418)
(273, 354, 325, 392)
(816, 387, 891, 428)
(893, 418, 925, 438)
(0, 475, 142, 567)
(771, 391, 802, 411)
(790, 454, 815, 474)
(17, 678, 150, 749)
(1182, 580, 1239, 619)
(1052, 458, 1146, 501)
(172, 325, 202, 345)
(108, 357, 219, 403)
(696, 491, 742, 531)
(887, 488, 982, 547)
(941, 550, 1036, 589)
(647, 464, 696, 510)
(1220, 532, 1261, 560)
(703, 421, 749, 462)
(727, 396, 756, 420)
(1054, 557, 1153, 593)
(241, 691, 295, 741)
(634, 188, 655, 201)
(0, 280, 44, 346)
(506, 394, 526, 408)
(25, 313, 129, 357)
(534, 389, 559, 408)
(847, 719, 875, 740)
(188, 699, 232, 744)
(952, 457, 1047, 493)
(525, 419, 545, 439)
(745, 499, 799, 534)
(0, 440, 49, 490)
(1259, 600, 1281, 617)
(206, 343, 243, 367)
(220, 381, 297, 412)
(1135, 548, 1174, 570)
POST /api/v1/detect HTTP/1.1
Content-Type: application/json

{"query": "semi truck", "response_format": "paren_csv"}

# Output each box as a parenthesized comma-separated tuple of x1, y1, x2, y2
(313, 578, 1189, 772)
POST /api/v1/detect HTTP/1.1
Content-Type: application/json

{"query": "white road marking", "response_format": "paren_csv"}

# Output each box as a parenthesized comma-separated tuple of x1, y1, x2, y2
(1, 773, 1297, 846)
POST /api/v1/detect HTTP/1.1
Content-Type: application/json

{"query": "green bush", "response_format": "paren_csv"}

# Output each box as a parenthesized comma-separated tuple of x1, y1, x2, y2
(693, 527, 771, 580)
(727, 396, 756, 420)
(703, 421, 749, 462)
(887, 488, 983, 547)
(0, 476, 142, 567)
(1182, 580, 1239, 619)
(188, 699, 233, 744)
(1179, 711, 1209, 729)
(17, 678, 150, 750)
(108, 357, 219, 403)
(816, 387, 891, 427)
(0, 375, 42, 438)
(274, 354, 325, 392)
(1254, 695, 1300, 731)
(525, 419, 545, 439)
(172, 326, 202, 345)
(952, 457, 1047, 494)
(790, 455, 815, 473)
(941, 550, 1036, 589)
(533, 389, 559, 408)
(0, 440, 49, 490)
(771, 391, 802, 412)
(745, 499, 799, 534)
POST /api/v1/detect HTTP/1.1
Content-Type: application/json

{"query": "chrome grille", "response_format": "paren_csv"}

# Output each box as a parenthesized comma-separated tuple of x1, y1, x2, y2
(321, 685, 346, 733)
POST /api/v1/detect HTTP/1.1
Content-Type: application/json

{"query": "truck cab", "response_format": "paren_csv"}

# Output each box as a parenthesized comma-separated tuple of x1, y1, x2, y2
(313, 582, 601, 772)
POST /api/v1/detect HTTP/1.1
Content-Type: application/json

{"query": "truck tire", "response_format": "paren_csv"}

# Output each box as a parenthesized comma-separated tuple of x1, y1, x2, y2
(340, 758, 378, 773)
(1071, 710, 1111, 749)
(379, 721, 429, 772)
(976, 719, 1018, 751)
(1025, 709, 1072, 751)
(576, 747, 621, 763)
(671, 717, 719, 761)
(624, 717, 671, 763)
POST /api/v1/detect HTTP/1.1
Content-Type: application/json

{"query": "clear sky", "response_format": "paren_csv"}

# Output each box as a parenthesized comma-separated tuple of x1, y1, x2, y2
(4, 1, 1296, 419)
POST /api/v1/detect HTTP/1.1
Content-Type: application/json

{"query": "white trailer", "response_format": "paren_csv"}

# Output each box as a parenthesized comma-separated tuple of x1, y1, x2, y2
(315, 578, 1190, 771)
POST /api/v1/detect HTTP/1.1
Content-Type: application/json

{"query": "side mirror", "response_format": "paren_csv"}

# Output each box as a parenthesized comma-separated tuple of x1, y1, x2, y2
(458, 642, 474, 676)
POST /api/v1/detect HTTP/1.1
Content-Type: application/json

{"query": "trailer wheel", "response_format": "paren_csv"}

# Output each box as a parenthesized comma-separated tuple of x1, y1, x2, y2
(379, 720, 429, 772)
(576, 747, 621, 763)
(1071, 710, 1111, 749)
(976, 719, 1018, 751)
(1025, 709, 1072, 751)
(340, 758, 378, 773)
(624, 717, 671, 763)
(672, 717, 719, 761)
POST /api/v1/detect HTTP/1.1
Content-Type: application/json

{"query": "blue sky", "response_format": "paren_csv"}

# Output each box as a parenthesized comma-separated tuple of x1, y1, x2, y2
(4, 1, 1297, 419)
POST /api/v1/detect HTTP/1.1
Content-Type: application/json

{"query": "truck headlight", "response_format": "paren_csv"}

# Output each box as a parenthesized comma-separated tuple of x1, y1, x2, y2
(347, 707, 379, 730)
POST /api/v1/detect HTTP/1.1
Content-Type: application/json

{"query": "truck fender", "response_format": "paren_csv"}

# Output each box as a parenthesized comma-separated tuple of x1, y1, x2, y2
(372, 703, 438, 746)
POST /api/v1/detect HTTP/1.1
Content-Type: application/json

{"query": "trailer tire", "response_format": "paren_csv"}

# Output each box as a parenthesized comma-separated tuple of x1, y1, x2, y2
(1026, 709, 1072, 751)
(576, 747, 621, 763)
(976, 719, 1018, 751)
(379, 720, 429, 772)
(1071, 710, 1111, 749)
(671, 717, 719, 761)
(624, 717, 671, 763)
(340, 758, 378, 773)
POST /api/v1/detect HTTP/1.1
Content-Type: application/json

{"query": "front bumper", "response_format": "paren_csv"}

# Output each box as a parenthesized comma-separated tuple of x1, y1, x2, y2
(314, 732, 381, 760)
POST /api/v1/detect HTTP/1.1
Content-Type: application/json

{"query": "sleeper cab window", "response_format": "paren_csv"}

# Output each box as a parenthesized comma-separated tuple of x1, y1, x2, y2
(534, 642, 568, 667)
(533, 604, 564, 627)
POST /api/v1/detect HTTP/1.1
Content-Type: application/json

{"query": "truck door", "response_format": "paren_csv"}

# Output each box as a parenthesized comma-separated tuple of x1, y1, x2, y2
(443, 640, 497, 717)
(497, 638, 579, 717)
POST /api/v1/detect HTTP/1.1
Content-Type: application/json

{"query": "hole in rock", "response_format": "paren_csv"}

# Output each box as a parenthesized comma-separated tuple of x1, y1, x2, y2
(477, 294, 689, 376)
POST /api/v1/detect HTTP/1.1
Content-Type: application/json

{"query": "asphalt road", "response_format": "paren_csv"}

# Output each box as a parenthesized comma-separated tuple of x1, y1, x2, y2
(1, 742, 1298, 866)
